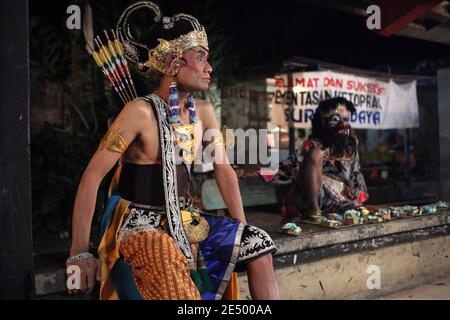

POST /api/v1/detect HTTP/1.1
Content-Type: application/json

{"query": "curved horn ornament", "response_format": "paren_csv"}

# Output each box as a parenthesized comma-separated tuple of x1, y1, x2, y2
(115, 1, 161, 70)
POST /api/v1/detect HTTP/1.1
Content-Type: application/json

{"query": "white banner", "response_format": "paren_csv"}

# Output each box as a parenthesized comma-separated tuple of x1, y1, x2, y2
(269, 70, 419, 129)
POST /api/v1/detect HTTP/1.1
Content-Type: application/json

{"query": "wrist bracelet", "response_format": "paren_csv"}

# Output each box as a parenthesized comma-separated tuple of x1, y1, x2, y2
(66, 252, 94, 264)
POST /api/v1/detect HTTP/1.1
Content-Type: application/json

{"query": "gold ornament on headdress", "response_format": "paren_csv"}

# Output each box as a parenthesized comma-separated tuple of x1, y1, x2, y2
(145, 27, 209, 75)
(116, 1, 209, 76)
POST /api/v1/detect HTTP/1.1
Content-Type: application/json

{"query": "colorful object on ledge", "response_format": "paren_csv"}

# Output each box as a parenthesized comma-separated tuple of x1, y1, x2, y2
(359, 207, 370, 217)
(326, 213, 344, 222)
(281, 223, 302, 236)
(401, 205, 422, 216)
(344, 209, 360, 217)
(313, 200, 448, 229)
(344, 216, 364, 225)
(374, 209, 392, 221)
(421, 204, 437, 214)
(390, 207, 408, 218)
(320, 218, 343, 228)
(367, 215, 384, 223)
(436, 201, 448, 209)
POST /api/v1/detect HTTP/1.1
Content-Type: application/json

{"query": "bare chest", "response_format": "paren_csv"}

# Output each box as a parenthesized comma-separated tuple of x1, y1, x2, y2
(124, 119, 204, 164)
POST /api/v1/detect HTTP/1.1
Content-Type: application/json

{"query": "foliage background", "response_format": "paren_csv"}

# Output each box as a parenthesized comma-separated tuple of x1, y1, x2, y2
(30, 0, 237, 241)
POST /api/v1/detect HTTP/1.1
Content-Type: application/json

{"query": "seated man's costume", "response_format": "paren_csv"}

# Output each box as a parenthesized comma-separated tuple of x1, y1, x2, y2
(98, 2, 276, 300)
(280, 98, 369, 223)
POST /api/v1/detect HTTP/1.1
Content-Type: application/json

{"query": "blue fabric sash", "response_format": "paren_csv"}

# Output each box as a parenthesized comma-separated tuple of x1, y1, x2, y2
(99, 196, 243, 300)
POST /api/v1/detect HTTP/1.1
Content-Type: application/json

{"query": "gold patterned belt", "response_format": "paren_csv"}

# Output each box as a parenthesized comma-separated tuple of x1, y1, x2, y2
(122, 196, 209, 245)
(129, 196, 191, 211)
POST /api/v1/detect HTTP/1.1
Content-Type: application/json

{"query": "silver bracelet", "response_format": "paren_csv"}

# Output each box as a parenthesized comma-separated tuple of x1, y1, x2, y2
(66, 252, 94, 264)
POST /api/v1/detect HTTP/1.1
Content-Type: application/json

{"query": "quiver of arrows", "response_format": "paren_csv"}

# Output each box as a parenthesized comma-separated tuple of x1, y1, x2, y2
(87, 29, 138, 105)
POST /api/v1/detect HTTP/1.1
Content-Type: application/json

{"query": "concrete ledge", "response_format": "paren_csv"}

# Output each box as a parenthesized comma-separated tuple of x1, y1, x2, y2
(274, 224, 450, 268)
(34, 269, 66, 297)
(238, 234, 450, 299)
(266, 210, 450, 255)
(33, 210, 450, 298)
(235, 210, 450, 299)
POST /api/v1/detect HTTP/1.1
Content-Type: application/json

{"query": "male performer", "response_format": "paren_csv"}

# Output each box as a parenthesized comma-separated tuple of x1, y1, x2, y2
(281, 97, 368, 223)
(66, 2, 279, 300)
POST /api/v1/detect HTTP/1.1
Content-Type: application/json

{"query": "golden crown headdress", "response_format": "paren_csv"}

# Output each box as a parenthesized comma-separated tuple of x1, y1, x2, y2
(116, 1, 208, 76)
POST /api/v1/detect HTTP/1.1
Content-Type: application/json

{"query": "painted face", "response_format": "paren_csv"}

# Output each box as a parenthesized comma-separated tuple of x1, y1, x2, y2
(176, 46, 212, 91)
(323, 104, 351, 138)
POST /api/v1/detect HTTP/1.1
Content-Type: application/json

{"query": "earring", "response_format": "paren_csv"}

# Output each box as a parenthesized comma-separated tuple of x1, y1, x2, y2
(186, 94, 197, 124)
(168, 78, 181, 125)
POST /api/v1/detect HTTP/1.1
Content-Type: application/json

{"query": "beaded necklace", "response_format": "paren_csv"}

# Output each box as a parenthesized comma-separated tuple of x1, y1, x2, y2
(167, 81, 197, 165)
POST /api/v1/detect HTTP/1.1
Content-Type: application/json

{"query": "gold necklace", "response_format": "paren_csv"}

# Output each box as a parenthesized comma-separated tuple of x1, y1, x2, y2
(156, 95, 197, 165)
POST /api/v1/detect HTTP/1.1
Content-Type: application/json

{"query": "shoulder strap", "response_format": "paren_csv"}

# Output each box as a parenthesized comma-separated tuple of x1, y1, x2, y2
(138, 94, 195, 267)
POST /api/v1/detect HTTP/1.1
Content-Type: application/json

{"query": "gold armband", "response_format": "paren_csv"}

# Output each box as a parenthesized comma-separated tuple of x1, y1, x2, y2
(100, 130, 128, 154)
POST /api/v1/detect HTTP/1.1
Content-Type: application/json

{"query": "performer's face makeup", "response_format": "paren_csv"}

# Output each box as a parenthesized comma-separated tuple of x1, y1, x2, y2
(323, 105, 351, 138)
(176, 46, 212, 91)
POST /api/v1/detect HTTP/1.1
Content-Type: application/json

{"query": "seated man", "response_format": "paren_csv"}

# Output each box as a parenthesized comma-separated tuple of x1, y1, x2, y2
(281, 97, 369, 223)
(66, 2, 279, 300)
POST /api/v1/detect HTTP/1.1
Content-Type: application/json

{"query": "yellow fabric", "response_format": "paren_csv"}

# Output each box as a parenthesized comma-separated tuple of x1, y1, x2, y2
(223, 272, 240, 300)
(119, 230, 201, 300)
(98, 198, 130, 300)
(181, 210, 203, 225)
(181, 210, 194, 224)
(99, 173, 239, 300)
(108, 162, 123, 197)
(99, 160, 123, 300)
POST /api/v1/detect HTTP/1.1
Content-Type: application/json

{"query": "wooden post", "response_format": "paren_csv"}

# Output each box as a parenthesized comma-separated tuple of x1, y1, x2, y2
(438, 68, 450, 201)
(0, 0, 33, 299)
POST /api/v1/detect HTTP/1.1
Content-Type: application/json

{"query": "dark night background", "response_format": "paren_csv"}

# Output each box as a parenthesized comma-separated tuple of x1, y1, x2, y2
(0, 0, 445, 300)
(0, 0, 439, 300)
(31, 0, 450, 74)
(29, 0, 449, 240)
